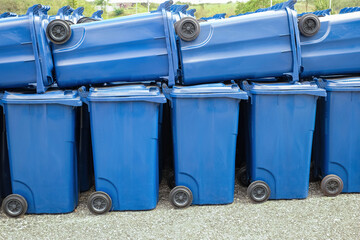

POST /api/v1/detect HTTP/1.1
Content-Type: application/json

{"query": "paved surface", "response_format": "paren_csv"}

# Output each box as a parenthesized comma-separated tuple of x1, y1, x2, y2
(0, 181, 360, 240)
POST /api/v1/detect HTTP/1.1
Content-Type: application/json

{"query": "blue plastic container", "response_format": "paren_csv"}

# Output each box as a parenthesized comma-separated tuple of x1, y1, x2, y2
(313, 77, 360, 195)
(164, 83, 248, 206)
(0, 104, 11, 205)
(300, 13, 360, 78)
(51, 6, 178, 88)
(0, 5, 53, 93)
(2, 90, 81, 214)
(242, 81, 325, 202)
(178, 8, 301, 85)
(83, 84, 166, 211)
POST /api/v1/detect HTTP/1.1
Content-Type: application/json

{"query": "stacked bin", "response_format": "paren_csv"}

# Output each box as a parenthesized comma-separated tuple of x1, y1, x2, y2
(241, 81, 326, 202)
(80, 84, 166, 214)
(163, 83, 247, 208)
(1, 90, 81, 217)
(0, 4, 54, 93)
(313, 77, 360, 197)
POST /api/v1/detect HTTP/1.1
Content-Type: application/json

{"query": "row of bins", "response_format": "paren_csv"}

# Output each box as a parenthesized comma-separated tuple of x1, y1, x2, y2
(2, 1, 360, 92)
(2, 77, 360, 217)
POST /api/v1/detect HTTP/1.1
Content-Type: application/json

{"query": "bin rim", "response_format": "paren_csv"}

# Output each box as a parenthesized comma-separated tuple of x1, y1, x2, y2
(162, 83, 248, 100)
(1, 90, 82, 106)
(82, 84, 167, 104)
(315, 77, 360, 92)
(242, 81, 326, 97)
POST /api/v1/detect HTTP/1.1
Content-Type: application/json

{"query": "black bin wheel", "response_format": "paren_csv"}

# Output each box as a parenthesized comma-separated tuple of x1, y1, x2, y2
(236, 166, 250, 187)
(87, 191, 112, 215)
(175, 17, 200, 42)
(321, 174, 343, 197)
(2, 194, 28, 218)
(167, 171, 176, 189)
(169, 186, 193, 208)
(298, 13, 321, 37)
(46, 19, 72, 44)
(77, 17, 99, 24)
(247, 181, 271, 203)
(65, 20, 74, 25)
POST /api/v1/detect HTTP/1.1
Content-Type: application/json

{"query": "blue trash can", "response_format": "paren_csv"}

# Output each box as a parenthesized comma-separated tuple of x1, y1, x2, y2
(300, 12, 360, 78)
(242, 81, 326, 203)
(80, 84, 166, 214)
(313, 77, 360, 196)
(163, 83, 248, 208)
(1, 90, 81, 217)
(51, 2, 179, 88)
(177, 7, 301, 85)
(0, 4, 54, 93)
(0, 103, 11, 205)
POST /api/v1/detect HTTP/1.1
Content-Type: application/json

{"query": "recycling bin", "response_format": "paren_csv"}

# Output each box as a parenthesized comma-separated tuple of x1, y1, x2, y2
(50, 1, 191, 88)
(242, 81, 326, 203)
(1, 90, 81, 217)
(163, 83, 248, 208)
(301, 12, 360, 78)
(76, 104, 93, 192)
(313, 77, 360, 197)
(0, 4, 54, 93)
(81, 84, 166, 214)
(177, 7, 301, 85)
(0, 104, 11, 205)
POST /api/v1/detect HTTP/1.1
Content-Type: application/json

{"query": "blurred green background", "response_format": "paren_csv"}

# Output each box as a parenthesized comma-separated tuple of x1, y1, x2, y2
(0, 0, 359, 19)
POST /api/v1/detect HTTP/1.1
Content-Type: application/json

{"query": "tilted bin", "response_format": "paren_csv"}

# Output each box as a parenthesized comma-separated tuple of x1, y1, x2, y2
(313, 77, 360, 197)
(0, 4, 54, 93)
(163, 83, 248, 208)
(1, 91, 81, 217)
(177, 7, 301, 85)
(81, 84, 166, 214)
(242, 81, 326, 203)
(300, 12, 360, 78)
(50, 4, 182, 88)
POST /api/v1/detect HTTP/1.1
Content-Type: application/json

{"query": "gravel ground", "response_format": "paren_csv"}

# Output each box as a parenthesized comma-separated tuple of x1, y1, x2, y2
(0, 181, 360, 240)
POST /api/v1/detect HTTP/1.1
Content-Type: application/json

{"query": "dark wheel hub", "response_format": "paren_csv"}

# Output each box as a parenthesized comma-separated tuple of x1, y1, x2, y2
(52, 25, 66, 39)
(253, 186, 266, 200)
(174, 192, 188, 204)
(92, 197, 107, 211)
(326, 180, 339, 193)
(7, 200, 22, 214)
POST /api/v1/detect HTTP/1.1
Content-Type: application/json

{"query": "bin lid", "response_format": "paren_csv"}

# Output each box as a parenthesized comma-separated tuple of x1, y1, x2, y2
(168, 83, 248, 99)
(2, 90, 82, 106)
(320, 77, 360, 91)
(86, 84, 166, 103)
(243, 81, 326, 97)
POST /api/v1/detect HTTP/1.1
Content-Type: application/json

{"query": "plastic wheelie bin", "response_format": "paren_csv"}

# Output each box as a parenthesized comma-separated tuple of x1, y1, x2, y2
(163, 83, 248, 208)
(241, 81, 326, 203)
(49, 1, 197, 88)
(79, 84, 166, 214)
(0, 4, 54, 93)
(177, 2, 302, 85)
(300, 12, 360, 78)
(0, 103, 11, 205)
(313, 77, 360, 197)
(1, 90, 81, 217)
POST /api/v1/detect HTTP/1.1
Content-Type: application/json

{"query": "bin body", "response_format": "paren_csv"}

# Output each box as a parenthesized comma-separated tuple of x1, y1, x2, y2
(178, 9, 300, 85)
(0, 105, 11, 204)
(314, 78, 360, 192)
(244, 82, 325, 199)
(301, 13, 360, 77)
(2, 91, 81, 214)
(0, 6, 53, 92)
(166, 83, 248, 205)
(86, 85, 166, 211)
(52, 10, 178, 88)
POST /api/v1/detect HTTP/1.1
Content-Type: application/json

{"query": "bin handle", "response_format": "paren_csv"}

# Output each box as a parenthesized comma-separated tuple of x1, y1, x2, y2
(162, 83, 173, 108)
(78, 86, 89, 106)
